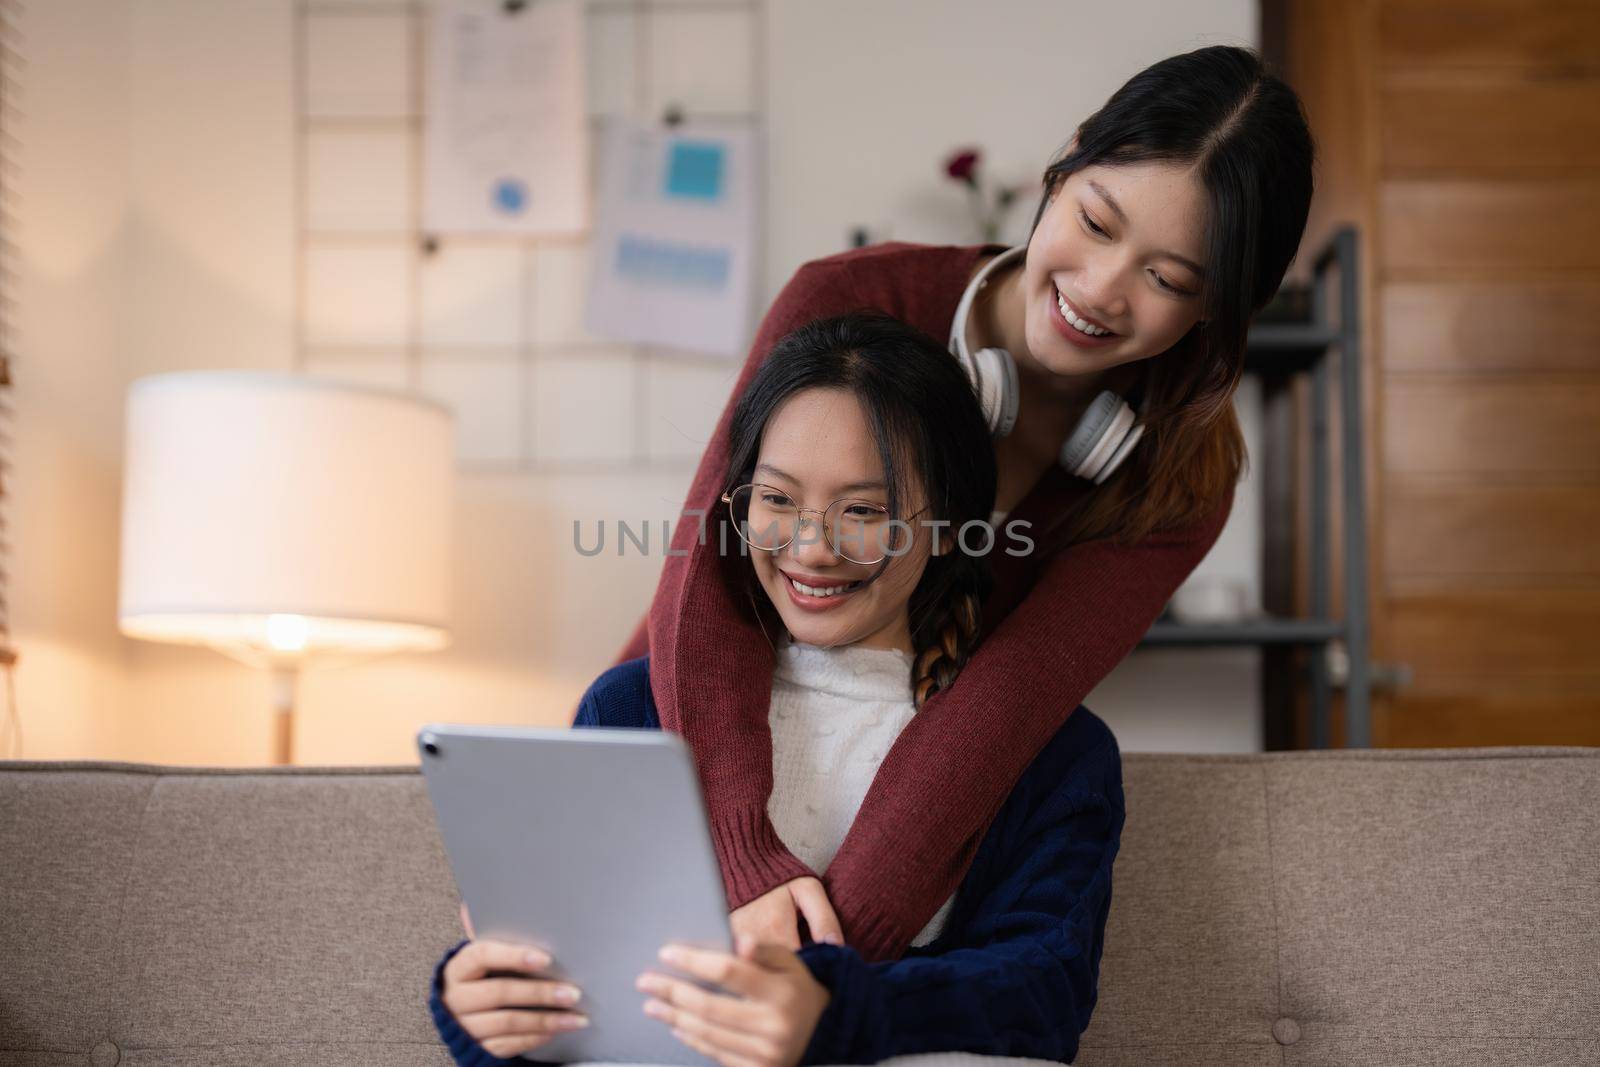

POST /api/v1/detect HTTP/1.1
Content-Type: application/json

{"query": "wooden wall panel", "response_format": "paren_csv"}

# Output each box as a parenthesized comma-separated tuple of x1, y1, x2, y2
(1382, 690, 1600, 747)
(1382, 378, 1600, 474)
(1378, 0, 1600, 69)
(1382, 79, 1600, 173)
(1281, 0, 1371, 286)
(1281, 0, 1600, 748)
(1383, 282, 1600, 372)
(1388, 590, 1600, 677)
(1384, 486, 1600, 579)
(1382, 181, 1600, 274)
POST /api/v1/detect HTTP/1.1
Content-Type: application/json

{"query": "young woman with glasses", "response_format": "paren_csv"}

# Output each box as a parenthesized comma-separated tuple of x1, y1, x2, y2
(429, 311, 1126, 1066)
(618, 45, 1315, 961)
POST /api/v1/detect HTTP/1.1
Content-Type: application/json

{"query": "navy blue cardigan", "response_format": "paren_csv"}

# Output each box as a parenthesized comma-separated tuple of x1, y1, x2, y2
(428, 656, 1125, 1065)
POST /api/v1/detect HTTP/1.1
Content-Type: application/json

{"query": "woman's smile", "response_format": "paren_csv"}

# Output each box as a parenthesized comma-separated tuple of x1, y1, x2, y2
(1050, 286, 1122, 349)
(779, 569, 866, 612)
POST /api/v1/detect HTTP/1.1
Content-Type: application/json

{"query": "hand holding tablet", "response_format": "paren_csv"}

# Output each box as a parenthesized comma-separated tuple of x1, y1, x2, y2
(632, 937, 830, 1067)
(438, 916, 593, 1060)
(419, 723, 743, 1064)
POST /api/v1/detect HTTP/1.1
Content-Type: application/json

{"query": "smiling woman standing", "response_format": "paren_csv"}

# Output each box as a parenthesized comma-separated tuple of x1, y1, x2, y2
(619, 44, 1316, 962)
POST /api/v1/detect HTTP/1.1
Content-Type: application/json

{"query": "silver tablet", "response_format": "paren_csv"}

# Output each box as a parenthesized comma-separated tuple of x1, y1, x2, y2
(418, 722, 732, 1065)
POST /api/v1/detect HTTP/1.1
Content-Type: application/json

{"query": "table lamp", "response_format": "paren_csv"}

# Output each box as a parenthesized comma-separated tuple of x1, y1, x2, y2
(118, 372, 455, 764)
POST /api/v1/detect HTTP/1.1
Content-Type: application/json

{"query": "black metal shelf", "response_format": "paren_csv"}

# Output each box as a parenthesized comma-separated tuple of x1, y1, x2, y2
(1142, 618, 1344, 647)
(1242, 324, 1341, 373)
(1135, 228, 1369, 750)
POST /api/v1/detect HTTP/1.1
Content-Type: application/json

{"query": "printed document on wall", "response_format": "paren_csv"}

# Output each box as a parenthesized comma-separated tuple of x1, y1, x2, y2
(585, 122, 758, 357)
(423, 0, 588, 235)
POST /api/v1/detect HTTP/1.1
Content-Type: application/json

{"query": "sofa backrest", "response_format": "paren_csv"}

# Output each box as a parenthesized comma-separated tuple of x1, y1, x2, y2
(3, 746, 1597, 1066)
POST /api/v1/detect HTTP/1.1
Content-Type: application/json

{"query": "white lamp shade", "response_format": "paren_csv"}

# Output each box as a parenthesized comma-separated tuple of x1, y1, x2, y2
(119, 372, 455, 656)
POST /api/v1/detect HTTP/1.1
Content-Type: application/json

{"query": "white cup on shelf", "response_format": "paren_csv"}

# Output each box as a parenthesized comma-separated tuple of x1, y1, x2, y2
(1169, 577, 1254, 624)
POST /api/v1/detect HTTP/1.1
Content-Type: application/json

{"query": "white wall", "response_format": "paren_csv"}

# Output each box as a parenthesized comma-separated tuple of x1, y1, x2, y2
(765, 1, 1256, 263)
(11, 0, 134, 758)
(11, 0, 1264, 766)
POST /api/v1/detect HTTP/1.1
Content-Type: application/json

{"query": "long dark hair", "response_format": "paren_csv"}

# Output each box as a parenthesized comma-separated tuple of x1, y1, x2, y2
(1032, 45, 1314, 546)
(723, 311, 997, 707)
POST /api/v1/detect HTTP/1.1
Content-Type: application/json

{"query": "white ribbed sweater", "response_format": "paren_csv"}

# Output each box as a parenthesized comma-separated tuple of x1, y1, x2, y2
(766, 639, 957, 948)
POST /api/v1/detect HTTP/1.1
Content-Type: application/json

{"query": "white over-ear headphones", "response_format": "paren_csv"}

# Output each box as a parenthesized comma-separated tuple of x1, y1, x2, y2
(948, 245, 1146, 485)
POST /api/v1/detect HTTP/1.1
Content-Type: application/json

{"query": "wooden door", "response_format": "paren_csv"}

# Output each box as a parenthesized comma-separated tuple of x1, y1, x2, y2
(1273, 0, 1600, 746)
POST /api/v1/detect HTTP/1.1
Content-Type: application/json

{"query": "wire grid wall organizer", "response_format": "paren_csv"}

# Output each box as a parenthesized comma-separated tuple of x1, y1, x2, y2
(0, 0, 19, 757)
(293, 0, 764, 472)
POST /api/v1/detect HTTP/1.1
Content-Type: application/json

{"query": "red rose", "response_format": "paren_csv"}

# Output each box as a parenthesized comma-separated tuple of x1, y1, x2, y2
(944, 148, 981, 184)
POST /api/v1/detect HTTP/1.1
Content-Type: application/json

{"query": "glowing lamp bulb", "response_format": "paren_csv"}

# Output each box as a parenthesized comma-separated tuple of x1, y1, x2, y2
(266, 613, 310, 652)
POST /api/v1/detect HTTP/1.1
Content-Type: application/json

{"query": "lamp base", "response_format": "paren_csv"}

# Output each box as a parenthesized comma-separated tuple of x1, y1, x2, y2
(271, 667, 298, 765)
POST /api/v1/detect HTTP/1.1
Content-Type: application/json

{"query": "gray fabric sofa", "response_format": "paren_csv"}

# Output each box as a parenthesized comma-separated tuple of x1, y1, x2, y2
(3, 746, 1598, 1066)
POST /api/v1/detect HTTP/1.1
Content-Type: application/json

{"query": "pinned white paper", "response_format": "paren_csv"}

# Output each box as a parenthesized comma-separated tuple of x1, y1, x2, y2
(423, 0, 589, 236)
(584, 121, 759, 358)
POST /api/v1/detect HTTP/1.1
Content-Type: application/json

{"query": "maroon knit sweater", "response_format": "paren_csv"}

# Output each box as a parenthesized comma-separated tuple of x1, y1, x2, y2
(614, 242, 1232, 962)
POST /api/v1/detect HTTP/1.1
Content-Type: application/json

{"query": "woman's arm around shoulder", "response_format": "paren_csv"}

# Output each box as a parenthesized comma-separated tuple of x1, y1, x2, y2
(645, 254, 895, 907)
(827, 481, 1230, 959)
(797, 712, 1126, 1064)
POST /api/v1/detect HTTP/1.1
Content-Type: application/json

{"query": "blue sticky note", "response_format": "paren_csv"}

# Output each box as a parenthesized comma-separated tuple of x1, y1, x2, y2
(492, 177, 528, 215)
(664, 141, 726, 201)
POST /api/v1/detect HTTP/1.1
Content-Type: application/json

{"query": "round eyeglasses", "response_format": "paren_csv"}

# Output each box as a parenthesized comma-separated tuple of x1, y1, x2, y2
(720, 483, 921, 566)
